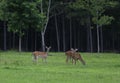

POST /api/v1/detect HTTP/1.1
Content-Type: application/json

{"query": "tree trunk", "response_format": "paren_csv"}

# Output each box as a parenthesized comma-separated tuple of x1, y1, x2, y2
(87, 22, 90, 52)
(25, 31, 28, 51)
(100, 25, 103, 52)
(34, 31, 37, 51)
(73, 23, 76, 48)
(55, 14, 60, 52)
(77, 24, 80, 51)
(9, 32, 12, 49)
(89, 27, 93, 52)
(70, 17, 72, 48)
(86, 16, 93, 52)
(97, 24, 100, 53)
(12, 33, 15, 49)
(41, 31, 45, 51)
(112, 31, 115, 51)
(62, 15, 66, 51)
(40, 0, 51, 51)
(3, 21, 7, 51)
(19, 36, 22, 52)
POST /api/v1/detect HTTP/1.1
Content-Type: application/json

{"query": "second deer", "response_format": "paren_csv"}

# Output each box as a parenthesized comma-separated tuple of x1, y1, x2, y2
(65, 48, 78, 63)
(71, 52, 86, 65)
(65, 48, 86, 65)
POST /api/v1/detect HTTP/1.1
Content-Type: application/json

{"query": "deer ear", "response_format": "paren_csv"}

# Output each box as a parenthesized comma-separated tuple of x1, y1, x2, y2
(49, 46, 51, 49)
(75, 48, 78, 51)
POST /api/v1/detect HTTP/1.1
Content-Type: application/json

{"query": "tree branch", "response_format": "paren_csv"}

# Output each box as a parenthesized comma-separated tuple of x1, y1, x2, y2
(43, 0, 51, 34)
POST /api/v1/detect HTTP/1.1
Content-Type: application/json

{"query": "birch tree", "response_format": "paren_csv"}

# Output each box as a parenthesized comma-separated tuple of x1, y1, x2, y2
(36, 0, 51, 51)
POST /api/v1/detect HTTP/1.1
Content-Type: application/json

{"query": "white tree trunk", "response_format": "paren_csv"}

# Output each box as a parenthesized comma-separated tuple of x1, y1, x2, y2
(41, 0, 51, 51)
(41, 31, 45, 51)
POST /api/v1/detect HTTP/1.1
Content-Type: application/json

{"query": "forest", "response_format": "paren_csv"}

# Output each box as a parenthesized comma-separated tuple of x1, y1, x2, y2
(0, 0, 120, 52)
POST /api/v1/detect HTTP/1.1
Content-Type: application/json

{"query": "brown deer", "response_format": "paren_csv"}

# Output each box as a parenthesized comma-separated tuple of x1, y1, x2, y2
(71, 51, 86, 65)
(32, 46, 51, 62)
(65, 48, 78, 63)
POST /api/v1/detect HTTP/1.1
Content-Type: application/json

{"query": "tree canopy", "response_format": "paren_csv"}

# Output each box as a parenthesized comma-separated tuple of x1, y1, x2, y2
(0, 0, 120, 52)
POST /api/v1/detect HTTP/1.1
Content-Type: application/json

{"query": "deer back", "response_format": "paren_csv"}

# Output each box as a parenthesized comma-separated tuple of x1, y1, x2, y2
(33, 51, 47, 56)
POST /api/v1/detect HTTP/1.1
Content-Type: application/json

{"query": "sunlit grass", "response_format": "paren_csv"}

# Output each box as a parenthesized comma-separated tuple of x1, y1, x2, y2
(0, 51, 120, 83)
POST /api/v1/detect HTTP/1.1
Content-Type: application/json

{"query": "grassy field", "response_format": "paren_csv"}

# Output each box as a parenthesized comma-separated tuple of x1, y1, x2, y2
(0, 51, 120, 83)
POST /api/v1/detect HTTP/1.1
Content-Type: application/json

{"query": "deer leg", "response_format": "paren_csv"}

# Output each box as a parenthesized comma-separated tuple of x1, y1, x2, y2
(72, 58, 74, 64)
(44, 58, 47, 63)
(66, 56, 69, 63)
(74, 59, 77, 65)
(33, 55, 38, 62)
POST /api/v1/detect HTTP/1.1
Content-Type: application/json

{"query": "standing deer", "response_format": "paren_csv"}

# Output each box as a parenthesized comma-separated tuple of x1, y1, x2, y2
(71, 50, 86, 65)
(65, 48, 78, 63)
(32, 46, 51, 62)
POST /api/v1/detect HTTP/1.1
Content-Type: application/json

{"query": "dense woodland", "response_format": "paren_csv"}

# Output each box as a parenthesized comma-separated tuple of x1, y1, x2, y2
(0, 0, 120, 52)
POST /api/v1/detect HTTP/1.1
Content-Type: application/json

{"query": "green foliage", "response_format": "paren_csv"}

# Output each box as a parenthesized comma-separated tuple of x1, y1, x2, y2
(0, 0, 45, 36)
(67, 0, 117, 27)
(35, 13, 46, 32)
(35, 0, 51, 32)
(89, 0, 117, 26)
(0, 0, 8, 21)
(98, 15, 114, 25)
(92, 15, 114, 25)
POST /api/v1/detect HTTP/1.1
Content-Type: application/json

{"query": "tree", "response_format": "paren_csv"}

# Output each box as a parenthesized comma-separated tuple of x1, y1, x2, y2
(6, 0, 43, 52)
(36, 0, 51, 51)
(67, 0, 93, 52)
(69, 0, 115, 53)
(0, 0, 8, 51)
(90, 0, 115, 53)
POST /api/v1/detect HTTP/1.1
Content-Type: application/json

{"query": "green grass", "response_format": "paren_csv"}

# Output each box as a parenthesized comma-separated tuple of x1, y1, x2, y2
(0, 51, 120, 83)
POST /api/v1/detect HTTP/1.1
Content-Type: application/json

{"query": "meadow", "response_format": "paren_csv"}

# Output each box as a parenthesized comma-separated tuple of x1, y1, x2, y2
(0, 51, 120, 83)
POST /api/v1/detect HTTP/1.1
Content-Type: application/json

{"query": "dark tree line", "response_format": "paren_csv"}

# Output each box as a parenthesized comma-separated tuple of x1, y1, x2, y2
(0, 0, 120, 52)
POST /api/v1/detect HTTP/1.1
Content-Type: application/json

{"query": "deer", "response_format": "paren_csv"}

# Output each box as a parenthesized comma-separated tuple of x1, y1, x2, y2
(71, 49, 86, 65)
(32, 46, 51, 63)
(65, 48, 78, 63)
